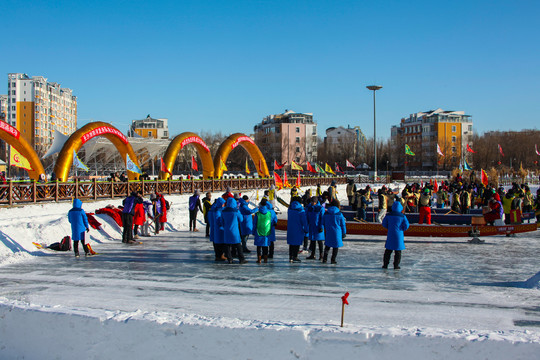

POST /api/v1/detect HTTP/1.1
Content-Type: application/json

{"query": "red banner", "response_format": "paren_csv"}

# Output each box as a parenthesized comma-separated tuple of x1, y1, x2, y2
(0, 121, 20, 139)
(274, 160, 286, 170)
(231, 136, 255, 150)
(180, 136, 210, 152)
(192, 155, 198, 171)
(81, 126, 128, 144)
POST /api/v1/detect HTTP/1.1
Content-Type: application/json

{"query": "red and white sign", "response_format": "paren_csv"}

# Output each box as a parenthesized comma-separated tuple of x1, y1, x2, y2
(231, 136, 255, 150)
(0, 121, 20, 139)
(180, 136, 210, 152)
(81, 126, 128, 144)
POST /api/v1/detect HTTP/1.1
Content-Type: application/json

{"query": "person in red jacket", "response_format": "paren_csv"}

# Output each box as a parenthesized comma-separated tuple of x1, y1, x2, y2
(156, 192, 168, 231)
(132, 192, 145, 239)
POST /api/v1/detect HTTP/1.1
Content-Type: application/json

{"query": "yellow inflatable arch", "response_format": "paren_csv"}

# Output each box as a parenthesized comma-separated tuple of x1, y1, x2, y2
(54, 121, 141, 181)
(214, 133, 270, 179)
(159, 132, 214, 180)
(0, 122, 45, 180)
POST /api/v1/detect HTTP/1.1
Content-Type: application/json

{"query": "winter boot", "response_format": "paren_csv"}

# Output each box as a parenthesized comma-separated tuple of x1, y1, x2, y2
(330, 248, 338, 264)
(382, 249, 392, 269)
(257, 256, 262, 264)
(306, 253, 315, 260)
(322, 248, 329, 263)
(263, 255, 268, 263)
(394, 250, 402, 269)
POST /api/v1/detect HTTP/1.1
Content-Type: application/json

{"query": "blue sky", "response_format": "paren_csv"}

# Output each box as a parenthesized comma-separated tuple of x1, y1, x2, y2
(2, 0, 539, 139)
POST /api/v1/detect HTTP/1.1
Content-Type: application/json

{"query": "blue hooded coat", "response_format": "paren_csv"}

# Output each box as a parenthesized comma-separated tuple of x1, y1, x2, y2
(68, 199, 89, 241)
(287, 201, 308, 246)
(322, 206, 346, 248)
(382, 202, 410, 250)
(238, 198, 257, 236)
(265, 203, 278, 242)
(252, 205, 278, 247)
(220, 198, 243, 244)
(307, 202, 325, 241)
(209, 198, 225, 244)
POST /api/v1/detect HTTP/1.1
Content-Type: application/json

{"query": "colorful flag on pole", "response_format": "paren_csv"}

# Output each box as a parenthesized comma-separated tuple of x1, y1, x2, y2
(434, 180, 439, 192)
(405, 144, 415, 156)
(191, 155, 198, 171)
(160, 157, 172, 175)
(273, 171, 283, 189)
(291, 161, 303, 171)
(325, 163, 335, 175)
(258, 159, 263, 174)
(498, 144, 505, 157)
(536, 144, 540, 156)
(466, 144, 475, 153)
(481, 169, 489, 186)
(335, 162, 344, 174)
(220, 157, 228, 171)
(73, 150, 89, 172)
(463, 160, 472, 171)
(315, 163, 326, 174)
(295, 173, 301, 187)
(283, 172, 291, 188)
(307, 161, 316, 173)
(437, 144, 444, 157)
(274, 160, 286, 170)
(10, 146, 33, 171)
(126, 154, 142, 174)
(245, 158, 250, 174)
(346, 159, 355, 168)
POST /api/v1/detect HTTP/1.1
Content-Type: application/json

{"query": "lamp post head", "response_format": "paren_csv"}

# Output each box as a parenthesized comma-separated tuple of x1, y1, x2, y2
(366, 85, 382, 91)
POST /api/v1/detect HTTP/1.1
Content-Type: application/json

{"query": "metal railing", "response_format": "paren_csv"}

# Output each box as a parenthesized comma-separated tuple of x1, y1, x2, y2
(0, 176, 347, 206)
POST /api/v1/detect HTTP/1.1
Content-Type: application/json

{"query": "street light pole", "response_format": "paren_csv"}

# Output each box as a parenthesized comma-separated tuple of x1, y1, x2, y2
(366, 85, 382, 181)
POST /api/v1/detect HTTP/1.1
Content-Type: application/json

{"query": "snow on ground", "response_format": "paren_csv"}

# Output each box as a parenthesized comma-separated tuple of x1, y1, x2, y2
(1, 184, 540, 359)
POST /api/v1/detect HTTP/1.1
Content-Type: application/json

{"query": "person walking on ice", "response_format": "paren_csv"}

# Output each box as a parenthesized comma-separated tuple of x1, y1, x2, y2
(381, 201, 410, 269)
(322, 199, 346, 264)
(68, 198, 90, 257)
(252, 199, 277, 263)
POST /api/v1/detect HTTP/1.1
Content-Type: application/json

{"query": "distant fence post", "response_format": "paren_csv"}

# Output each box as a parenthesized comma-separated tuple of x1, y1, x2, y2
(75, 178, 79, 199)
(55, 180, 59, 202)
(93, 178, 98, 200)
(111, 179, 115, 199)
(33, 180, 37, 203)
(8, 180, 13, 206)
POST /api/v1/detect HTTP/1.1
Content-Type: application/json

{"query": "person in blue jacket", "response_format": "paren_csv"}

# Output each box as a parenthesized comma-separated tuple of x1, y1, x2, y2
(68, 198, 90, 257)
(381, 201, 410, 269)
(239, 195, 257, 254)
(287, 196, 308, 263)
(322, 199, 346, 264)
(306, 196, 325, 260)
(209, 197, 226, 261)
(219, 197, 248, 264)
(265, 201, 278, 259)
(252, 199, 278, 263)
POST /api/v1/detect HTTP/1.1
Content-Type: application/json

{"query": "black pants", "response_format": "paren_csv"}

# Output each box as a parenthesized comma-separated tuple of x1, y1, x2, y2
(226, 243, 245, 262)
(241, 235, 250, 251)
(122, 213, 134, 242)
(309, 240, 324, 257)
(257, 246, 269, 256)
(189, 209, 198, 230)
(133, 224, 139, 235)
(303, 236, 308, 249)
(73, 239, 88, 256)
(323, 246, 339, 262)
(269, 242, 274, 258)
(213, 243, 226, 260)
(204, 214, 210, 236)
(289, 245, 300, 260)
(383, 249, 402, 268)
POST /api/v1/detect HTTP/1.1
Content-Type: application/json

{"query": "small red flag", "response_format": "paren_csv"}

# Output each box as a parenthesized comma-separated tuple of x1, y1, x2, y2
(273, 172, 283, 189)
(341, 292, 350, 305)
(306, 161, 316, 173)
(295, 173, 301, 187)
(481, 169, 489, 186)
(160, 157, 172, 175)
(466, 144, 475, 153)
(335, 162, 344, 174)
(191, 155, 198, 171)
(434, 180, 439, 192)
(274, 160, 286, 170)
(498, 144, 505, 157)
(346, 159, 355, 168)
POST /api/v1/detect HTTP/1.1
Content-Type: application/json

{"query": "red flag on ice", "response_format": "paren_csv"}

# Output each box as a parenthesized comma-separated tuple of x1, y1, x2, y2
(274, 160, 286, 170)
(341, 292, 350, 305)
(466, 144, 475, 153)
(295, 173, 301, 187)
(191, 155, 198, 171)
(481, 169, 489, 186)
(498, 144, 505, 157)
(306, 161, 316, 173)
(335, 163, 344, 174)
(273, 172, 283, 189)
(160, 157, 172, 175)
(434, 180, 439, 192)
(346, 159, 355, 168)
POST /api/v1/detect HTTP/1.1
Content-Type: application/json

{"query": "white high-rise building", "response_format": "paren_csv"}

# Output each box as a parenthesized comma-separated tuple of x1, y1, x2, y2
(7, 73, 77, 154)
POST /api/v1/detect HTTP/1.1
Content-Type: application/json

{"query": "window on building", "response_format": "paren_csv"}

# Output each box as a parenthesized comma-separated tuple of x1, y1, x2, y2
(295, 137, 300, 143)
(468, 125, 472, 131)
(452, 146, 456, 153)
(148, 131, 152, 137)
(296, 157, 301, 162)
(11, 106, 15, 111)
(12, 90, 15, 95)
(296, 127, 300, 133)
(451, 136, 456, 142)
(12, 82, 15, 88)
(296, 147, 300, 153)
(452, 126, 456, 132)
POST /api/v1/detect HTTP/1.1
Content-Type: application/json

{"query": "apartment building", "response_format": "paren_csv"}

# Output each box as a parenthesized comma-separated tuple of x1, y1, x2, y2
(129, 114, 169, 139)
(7, 73, 77, 154)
